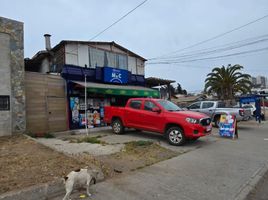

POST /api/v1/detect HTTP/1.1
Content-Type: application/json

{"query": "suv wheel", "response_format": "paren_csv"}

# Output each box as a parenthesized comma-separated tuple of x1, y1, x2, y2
(111, 119, 124, 134)
(166, 127, 185, 146)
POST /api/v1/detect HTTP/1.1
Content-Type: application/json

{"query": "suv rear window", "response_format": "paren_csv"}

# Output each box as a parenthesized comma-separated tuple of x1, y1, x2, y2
(129, 100, 142, 109)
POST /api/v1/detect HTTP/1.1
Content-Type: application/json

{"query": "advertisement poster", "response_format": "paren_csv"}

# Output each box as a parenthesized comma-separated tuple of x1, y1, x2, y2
(79, 113, 86, 126)
(219, 114, 236, 138)
(70, 97, 79, 124)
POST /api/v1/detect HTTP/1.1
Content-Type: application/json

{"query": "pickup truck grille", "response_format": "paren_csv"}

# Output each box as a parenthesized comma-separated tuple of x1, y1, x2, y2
(199, 118, 211, 126)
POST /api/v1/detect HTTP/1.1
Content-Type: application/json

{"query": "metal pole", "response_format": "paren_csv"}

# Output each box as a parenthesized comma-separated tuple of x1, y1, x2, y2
(262, 96, 266, 120)
(85, 73, 88, 135)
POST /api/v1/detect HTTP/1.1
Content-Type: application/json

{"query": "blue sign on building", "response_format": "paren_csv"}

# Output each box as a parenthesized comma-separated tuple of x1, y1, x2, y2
(103, 66, 128, 84)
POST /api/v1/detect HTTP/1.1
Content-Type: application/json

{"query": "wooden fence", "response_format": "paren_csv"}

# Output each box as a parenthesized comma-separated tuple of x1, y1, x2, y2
(25, 72, 68, 133)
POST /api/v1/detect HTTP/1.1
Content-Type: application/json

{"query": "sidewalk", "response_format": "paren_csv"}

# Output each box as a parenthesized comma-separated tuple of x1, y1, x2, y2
(52, 121, 268, 200)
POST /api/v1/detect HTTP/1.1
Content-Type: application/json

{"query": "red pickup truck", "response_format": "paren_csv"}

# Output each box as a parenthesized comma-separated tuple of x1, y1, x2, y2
(104, 98, 212, 146)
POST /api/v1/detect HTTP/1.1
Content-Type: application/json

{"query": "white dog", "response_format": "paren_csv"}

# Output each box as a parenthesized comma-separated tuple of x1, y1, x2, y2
(63, 168, 99, 200)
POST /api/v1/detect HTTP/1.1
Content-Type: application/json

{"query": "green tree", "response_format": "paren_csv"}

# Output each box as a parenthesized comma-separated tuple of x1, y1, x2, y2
(204, 64, 252, 102)
(177, 83, 182, 94)
(169, 84, 176, 96)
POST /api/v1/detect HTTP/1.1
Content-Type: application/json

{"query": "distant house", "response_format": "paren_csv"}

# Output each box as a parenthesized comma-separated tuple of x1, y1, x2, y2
(171, 94, 207, 107)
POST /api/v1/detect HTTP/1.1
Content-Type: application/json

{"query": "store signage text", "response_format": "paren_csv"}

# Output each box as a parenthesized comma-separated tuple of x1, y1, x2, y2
(103, 67, 128, 84)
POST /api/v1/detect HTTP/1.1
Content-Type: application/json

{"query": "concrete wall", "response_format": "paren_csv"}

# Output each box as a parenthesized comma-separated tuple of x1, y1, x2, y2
(0, 17, 25, 136)
(0, 33, 12, 136)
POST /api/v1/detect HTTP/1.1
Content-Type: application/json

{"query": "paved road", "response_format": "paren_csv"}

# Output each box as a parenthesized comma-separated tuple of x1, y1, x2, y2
(52, 121, 268, 200)
(246, 160, 268, 200)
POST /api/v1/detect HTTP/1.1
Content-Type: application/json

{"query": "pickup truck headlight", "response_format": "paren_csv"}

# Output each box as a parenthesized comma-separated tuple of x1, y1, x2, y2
(186, 117, 199, 124)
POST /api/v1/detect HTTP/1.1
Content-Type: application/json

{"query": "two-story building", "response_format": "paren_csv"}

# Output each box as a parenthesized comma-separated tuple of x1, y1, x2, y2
(25, 35, 159, 130)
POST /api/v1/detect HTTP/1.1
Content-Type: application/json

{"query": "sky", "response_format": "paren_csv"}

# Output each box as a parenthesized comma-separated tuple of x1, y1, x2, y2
(1, 0, 268, 92)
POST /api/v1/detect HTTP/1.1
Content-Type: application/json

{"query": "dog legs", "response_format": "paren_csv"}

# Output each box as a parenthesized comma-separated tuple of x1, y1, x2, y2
(86, 178, 92, 197)
(63, 181, 74, 200)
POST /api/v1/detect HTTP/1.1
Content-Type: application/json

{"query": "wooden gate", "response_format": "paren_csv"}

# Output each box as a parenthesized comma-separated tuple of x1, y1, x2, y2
(25, 72, 68, 133)
(47, 97, 67, 132)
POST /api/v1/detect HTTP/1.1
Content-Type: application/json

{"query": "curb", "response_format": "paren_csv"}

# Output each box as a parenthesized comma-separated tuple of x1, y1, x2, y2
(0, 179, 64, 200)
(233, 161, 268, 200)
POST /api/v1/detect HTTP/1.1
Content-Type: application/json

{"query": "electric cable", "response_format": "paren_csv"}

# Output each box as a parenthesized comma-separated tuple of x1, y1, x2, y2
(89, 0, 148, 41)
(148, 13, 268, 60)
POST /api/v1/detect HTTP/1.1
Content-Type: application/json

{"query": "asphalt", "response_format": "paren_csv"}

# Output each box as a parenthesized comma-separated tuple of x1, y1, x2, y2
(246, 168, 268, 200)
(51, 121, 268, 200)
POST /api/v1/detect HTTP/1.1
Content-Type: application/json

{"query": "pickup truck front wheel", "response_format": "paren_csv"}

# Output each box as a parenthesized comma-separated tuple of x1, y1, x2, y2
(112, 119, 125, 134)
(166, 127, 185, 146)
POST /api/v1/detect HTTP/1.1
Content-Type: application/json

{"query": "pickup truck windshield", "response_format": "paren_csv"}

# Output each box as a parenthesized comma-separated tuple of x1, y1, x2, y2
(157, 100, 182, 111)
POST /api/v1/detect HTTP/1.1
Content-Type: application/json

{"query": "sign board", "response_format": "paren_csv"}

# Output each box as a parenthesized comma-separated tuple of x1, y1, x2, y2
(103, 67, 128, 84)
(219, 114, 237, 138)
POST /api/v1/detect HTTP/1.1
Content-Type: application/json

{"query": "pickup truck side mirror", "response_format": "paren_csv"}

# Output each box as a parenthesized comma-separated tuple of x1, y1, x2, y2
(152, 107, 161, 113)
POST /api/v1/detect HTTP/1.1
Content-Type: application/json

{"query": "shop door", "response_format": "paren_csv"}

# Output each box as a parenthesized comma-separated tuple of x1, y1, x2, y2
(47, 97, 67, 132)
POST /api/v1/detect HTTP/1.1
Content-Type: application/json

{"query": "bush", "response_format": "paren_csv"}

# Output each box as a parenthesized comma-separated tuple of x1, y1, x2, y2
(43, 132, 55, 138)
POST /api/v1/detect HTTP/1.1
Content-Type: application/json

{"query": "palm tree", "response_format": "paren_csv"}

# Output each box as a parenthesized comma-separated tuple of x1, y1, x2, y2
(204, 64, 252, 104)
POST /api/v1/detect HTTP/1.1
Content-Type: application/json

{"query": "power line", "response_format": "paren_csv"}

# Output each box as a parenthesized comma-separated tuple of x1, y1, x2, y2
(154, 34, 268, 61)
(147, 46, 268, 64)
(89, 0, 148, 41)
(152, 37, 268, 63)
(148, 13, 268, 60)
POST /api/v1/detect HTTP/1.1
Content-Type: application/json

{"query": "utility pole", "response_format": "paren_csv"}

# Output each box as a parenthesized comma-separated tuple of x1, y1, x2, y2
(84, 65, 88, 135)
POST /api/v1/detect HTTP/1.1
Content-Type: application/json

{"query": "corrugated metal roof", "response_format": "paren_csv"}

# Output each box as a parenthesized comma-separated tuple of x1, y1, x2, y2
(52, 40, 147, 61)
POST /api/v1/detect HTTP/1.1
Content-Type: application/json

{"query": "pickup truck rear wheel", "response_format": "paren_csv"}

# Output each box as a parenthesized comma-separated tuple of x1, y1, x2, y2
(112, 119, 125, 134)
(166, 127, 185, 146)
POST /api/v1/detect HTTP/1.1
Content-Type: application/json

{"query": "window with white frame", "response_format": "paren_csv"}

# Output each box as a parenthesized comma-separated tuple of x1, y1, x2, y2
(105, 51, 117, 68)
(117, 54, 127, 70)
(89, 47, 129, 70)
(89, 48, 104, 68)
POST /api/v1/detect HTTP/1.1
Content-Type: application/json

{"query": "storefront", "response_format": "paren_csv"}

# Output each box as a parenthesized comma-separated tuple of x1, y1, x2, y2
(62, 65, 159, 129)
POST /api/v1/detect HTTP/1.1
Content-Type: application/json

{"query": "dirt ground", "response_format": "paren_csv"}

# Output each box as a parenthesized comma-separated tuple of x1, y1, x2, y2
(0, 135, 88, 194)
(0, 135, 179, 195)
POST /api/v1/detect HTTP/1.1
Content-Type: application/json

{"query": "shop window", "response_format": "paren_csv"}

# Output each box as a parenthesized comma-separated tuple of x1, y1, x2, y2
(128, 56, 137, 74)
(130, 100, 142, 110)
(89, 47, 128, 70)
(117, 54, 127, 70)
(105, 51, 117, 68)
(89, 48, 104, 68)
(0, 95, 10, 111)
